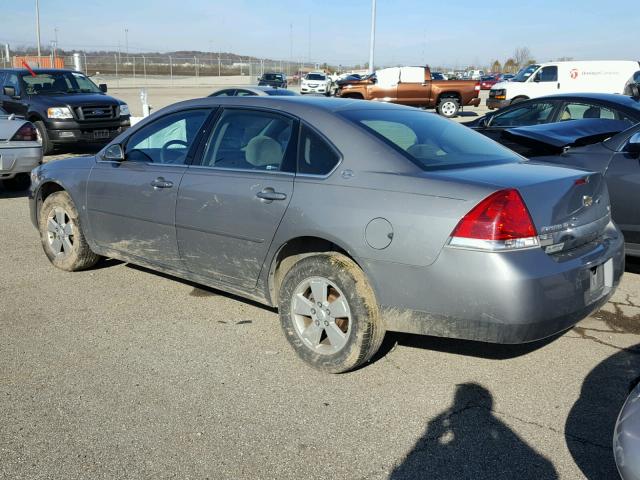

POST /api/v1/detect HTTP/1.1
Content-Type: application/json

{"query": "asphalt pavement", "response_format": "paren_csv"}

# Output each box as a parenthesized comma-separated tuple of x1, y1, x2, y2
(2, 89, 640, 479)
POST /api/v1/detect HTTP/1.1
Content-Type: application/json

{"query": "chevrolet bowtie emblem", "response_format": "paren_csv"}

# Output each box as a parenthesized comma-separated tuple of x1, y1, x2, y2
(582, 195, 593, 207)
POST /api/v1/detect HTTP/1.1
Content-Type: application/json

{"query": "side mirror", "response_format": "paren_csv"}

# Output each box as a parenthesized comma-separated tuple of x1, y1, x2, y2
(99, 84, 108, 93)
(103, 144, 125, 161)
(627, 132, 640, 154)
(533, 74, 540, 83)
(3, 86, 16, 97)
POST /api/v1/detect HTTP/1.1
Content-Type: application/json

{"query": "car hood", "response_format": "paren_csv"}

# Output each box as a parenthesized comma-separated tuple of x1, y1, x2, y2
(27, 93, 122, 107)
(491, 81, 510, 90)
(503, 119, 630, 150)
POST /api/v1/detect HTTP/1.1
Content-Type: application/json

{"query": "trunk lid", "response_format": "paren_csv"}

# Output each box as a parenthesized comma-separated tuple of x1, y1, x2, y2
(429, 161, 611, 254)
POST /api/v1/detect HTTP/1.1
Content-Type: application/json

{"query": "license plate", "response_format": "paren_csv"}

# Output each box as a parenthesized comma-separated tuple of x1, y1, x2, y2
(93, 129, 110, 139)
(589, 264, 604, 292)
(585, 259, 613, 304)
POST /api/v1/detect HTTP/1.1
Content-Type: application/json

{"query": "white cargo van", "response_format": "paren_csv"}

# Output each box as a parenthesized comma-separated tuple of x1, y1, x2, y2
(487, 60, 640, 109)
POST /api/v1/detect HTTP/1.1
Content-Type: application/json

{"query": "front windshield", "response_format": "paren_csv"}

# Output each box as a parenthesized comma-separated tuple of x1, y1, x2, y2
(21, 71, 102, 95)
(511, 65, 540, 83)
(340, 109, 521, 171)
(306, 74, 326, 81)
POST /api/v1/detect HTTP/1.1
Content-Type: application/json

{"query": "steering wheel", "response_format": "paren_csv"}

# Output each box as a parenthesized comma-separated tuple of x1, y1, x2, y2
(160, 139, 189, 164)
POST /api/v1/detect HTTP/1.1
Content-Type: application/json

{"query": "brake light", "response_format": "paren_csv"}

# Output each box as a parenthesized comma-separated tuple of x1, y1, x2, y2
(449, 189, 539, 251)
(11, 123, 38, 142)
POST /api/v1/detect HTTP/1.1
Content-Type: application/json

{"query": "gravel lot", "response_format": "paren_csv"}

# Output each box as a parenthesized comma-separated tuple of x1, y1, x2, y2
(2, 89, 640, 479)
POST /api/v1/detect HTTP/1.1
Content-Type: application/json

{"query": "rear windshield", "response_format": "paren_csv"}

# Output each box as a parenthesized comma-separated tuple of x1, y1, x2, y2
(340, 109, 522, 171)
(264, 89, 297, 96)
(262, 74, 283, 80)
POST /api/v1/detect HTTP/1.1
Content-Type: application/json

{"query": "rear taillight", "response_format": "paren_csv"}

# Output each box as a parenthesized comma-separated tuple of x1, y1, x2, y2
(11, 123, 38, 142)
(449, 189, 539, 251)
(474, 82, 481, 91)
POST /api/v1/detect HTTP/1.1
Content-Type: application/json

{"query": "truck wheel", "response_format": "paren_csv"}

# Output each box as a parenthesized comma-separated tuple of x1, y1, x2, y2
(38, 191, 100, 271)
(34, 120, 53, 155)
(2, 173, 31, 191)
(437, 98, 460, 118)
(278, 253, 385, 373)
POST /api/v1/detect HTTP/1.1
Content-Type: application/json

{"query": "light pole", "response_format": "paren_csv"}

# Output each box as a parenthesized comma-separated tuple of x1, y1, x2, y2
(125, 28, 129, 62)
(35, 0, 42, 57)
(368, 0, 376, 74)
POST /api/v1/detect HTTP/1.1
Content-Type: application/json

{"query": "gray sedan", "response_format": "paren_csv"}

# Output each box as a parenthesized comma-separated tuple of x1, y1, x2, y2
(0, 107, 42, 190)
(29, 96, 624, 372)
(209, 86, 298, 97)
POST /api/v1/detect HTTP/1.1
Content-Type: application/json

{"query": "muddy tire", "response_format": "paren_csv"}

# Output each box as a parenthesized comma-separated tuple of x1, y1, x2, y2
(34, 120, 53, 155)
(2, 173, 30, 191)
(278, 252, 385, 373)
(38, 191, 100, 271)
(437, 97, 460, 118)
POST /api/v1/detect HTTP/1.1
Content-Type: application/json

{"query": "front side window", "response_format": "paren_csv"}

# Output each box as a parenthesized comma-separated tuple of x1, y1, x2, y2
(537, 66, 558, 82)
(298, 125, 340, 175)
(490, 102, 556, 127)
(125, 109, 209, 164)
(235, 90, 257, 97)
(512, 64, 540, 82)
(210, 89, 236, 97)
(201, 109, 294, 172)
(5, 73, 19, 92)
(341, 109, 521, 171)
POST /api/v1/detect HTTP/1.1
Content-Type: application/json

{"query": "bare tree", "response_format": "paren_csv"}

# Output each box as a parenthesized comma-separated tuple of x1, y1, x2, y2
(513, 47, 532, 67)
(491, 60, 502, 73)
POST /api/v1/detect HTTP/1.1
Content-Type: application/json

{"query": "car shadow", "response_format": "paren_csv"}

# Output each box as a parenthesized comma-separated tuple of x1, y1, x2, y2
(45, 144, 102, 160)
(626, 255, 640, 274)
(388, 382, 558, 479)
(0, 186, 30, 199)
(457, 111, 480, 117)
(565, 342, 640, 479)
(372, 329, 565, 364)
(125, 263, 277, 313)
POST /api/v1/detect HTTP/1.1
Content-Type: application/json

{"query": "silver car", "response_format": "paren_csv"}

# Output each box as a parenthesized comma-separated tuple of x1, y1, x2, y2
(29, 97, 624, 372)
(0, 107, 42, 190)
(615, 379, 640, 479)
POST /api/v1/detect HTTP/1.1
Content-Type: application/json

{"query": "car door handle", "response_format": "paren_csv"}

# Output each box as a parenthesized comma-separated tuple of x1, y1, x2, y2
(151, 177, 173, 189)
(256, 188, 287, 202)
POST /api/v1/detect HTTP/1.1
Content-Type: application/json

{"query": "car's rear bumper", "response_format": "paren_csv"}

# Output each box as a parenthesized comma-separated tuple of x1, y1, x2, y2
(366, 222, 624, 344)
(487, 98, 510, 110)
(0, 143, 43, 179)
(45, 118, 130, 144)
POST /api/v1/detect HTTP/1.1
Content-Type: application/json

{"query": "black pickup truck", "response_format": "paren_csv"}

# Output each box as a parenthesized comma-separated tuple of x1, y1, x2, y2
(0, 68, 130, 154)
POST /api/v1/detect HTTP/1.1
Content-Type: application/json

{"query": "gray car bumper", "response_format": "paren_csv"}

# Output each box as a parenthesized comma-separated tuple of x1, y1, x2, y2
(366, 223, 624, 343)
(0, 144, 42, 180)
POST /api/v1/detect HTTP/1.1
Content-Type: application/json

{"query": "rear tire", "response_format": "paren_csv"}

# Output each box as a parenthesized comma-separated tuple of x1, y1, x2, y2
(34, 120, 53, 155)
(2, 173, 30, 191)
(437, 97, 460, 118)
(38, 191, 100, 271)
(278, 253, 385, 373)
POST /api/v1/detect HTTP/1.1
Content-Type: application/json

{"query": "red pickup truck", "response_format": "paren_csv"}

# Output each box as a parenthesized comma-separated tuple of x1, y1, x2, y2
(338, 66, 481, 117)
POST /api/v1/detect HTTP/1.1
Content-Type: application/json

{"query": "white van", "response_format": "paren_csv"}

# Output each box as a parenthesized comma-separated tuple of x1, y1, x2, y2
(487, 60, 640, 109)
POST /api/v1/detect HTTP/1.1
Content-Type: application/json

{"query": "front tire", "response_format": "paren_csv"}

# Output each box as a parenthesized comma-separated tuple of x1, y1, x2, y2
(278, 253, 385, 373)
(437, 97, 460, 118)
(34, 120, 53, 155)
(38, 191, 100, 271)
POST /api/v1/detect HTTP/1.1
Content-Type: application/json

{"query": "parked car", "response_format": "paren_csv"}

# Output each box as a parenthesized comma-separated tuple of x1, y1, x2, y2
(487, 61, 640, 110)
(0, 68, 131, 155)
(497, 73, 515, 82)
(431, 72, 448, 81)
(258, 72, 287, 89)
(0, 107, 42, 190)
(467, 69, 485, 80)
(465, 93, 640, 143)
(480, 75, 499, 90)
(614, 377, 640, 480)
(530, 121, 640, 257)
(29, 96, 623, 373)
(338, 66, 481, 118)
(300, 72, 332, 96)
(209, 86, 298, 97)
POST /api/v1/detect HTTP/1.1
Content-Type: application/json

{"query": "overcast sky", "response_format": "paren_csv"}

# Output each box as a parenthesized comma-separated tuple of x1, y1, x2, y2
(2, 0, 638, 67)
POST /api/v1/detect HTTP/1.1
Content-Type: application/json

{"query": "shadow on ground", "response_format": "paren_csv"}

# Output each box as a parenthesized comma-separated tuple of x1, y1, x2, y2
(565, 342, 640, 479)
(389, 383, 558, 480)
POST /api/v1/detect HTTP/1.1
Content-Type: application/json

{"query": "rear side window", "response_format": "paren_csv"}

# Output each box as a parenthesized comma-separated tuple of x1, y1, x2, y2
(537, 66, 558, 82)
(560, 102, 635, 125)
(341, 109, 520, 171)
(298, 125, 340, 175)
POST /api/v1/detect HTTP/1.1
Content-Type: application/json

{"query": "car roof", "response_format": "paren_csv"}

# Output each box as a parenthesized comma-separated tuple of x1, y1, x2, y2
(0, 68, 83, 75)
(534, 92, 640, 109)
